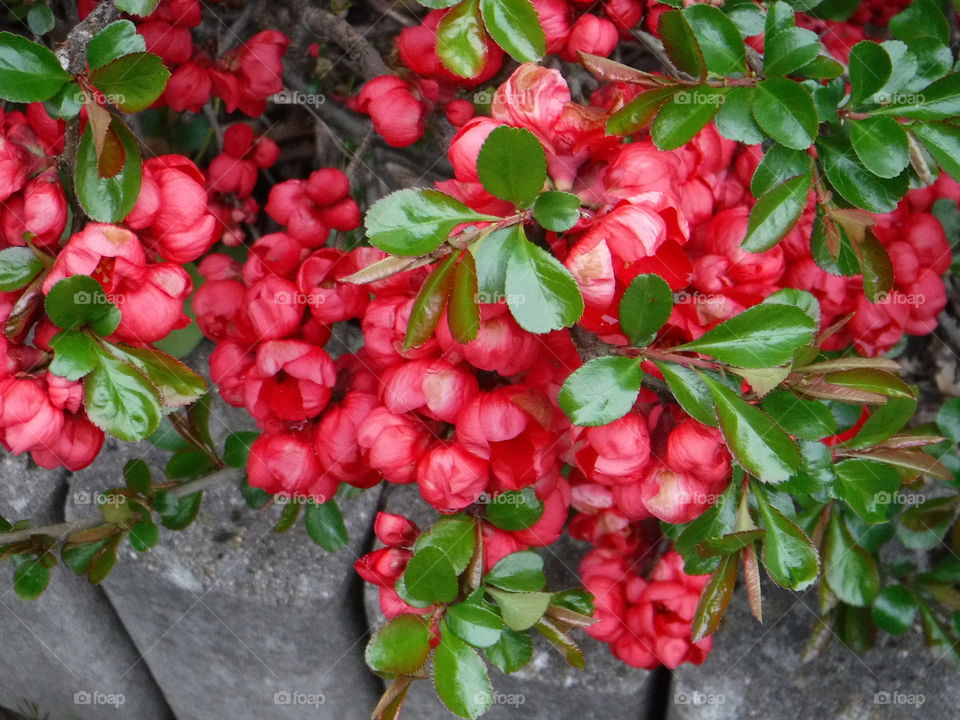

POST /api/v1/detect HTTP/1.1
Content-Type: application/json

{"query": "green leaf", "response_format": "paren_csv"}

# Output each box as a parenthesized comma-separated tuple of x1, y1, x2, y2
(889, 0, 949, 45)
(62, 539, 108, 575)
(365, 615, 431, 676)
(485, 628, 533, 673)
(762, 390, 836, 440)
(654, 362, 716, 426)
(752, 79, 818, 150)
(764, 26, 820, 77)
(403, 545, 459, 604)
(619, 273, 673, 347)
(48, 330, 98, 381)
(477, 126, 546, 206)
(742, 173, 811, 252)
(112, 0, 160, 16)
(534, 617, 586, 669)
(847, 41, 892, 106)
(755, 487, 820, 590)
(304, 499, 348, 551)
(658, 10, 706, 78)
(750, 145, 810, 197)
(123, 458, 151, 494)
(158, 491, 201, 530)
(910, 123, 960, 183)
(533, 191, 580, 232)
(0, 32, 70, 103)
(12, 556, 50, 601)
(87, 20, 147, 69)
(673, 303, 815, 368)
(446, 600, 505, 648)
(128, 519, 159, 551)
(437, 0, 487, 79)
(849, 116, 909, 179)
(403, 251, 458, 350)
(606, 87, 679, 136)
(89, 52, 169, 112)
(823, 512, 879, 606)
(487, 588, 551, 631)
(365, 189, 496, 257)
(83, 353, 162, 441)
(691, 552, 737, 642)
(44, 276, 121, 335)
(449, 252, 480, 343)
(75, 118, 142, 223)
(434, 629, 493, 719)
(414, 515, 477, 574)
(798, 55, 844, 80)
(105, 344, 205, 408)
(558, 356, 642, 427)
(683, 4, 745, 76)
(714, 87, 764, 145)
(872, 585, 917, 635)
(0, 247, 43, 292)
(807, 0, 857, 21)
(936, 397, 960, 444)
(697, 529, 765, 557)
(478, 0, 545, 63)
(651, 86, 725, 151)
(224, 431, 259, 468)
(485, 551, 546, 592)
(472, 226, 518, 298)
(872, 73, 960, 121)
(834, 459, 901, 523)
(485, 489, 544, 531)
(828, 370, 914, 406)
(27, 5, 56, 35)
(819, 136, 908, 213)
(504, 229, 583, 333)
(700, 372, 801, 484)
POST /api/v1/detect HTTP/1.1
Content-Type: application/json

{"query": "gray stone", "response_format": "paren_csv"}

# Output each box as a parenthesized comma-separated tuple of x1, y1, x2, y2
(669, 581, 960, 720)
(0, 454, 173, 720)
(365, 484, 652, 720)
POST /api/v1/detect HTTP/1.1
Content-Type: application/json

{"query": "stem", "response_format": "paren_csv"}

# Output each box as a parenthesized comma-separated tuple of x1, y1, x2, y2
(0, 466, 243, 546)
(642, 348, 719, 370)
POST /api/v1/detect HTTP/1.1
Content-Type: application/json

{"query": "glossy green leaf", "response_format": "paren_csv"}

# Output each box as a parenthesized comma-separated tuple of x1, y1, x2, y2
(817, 136, 908, 214)
(44, 275, 121, 335)
(742, 173, 811, 252)
(446, 600, 505, 648)
(847, 41, 892, 106)
(849, 116, 909, 179)
(477, 126, 547, 205)
(403, 251, 458, 350)
(854, 230, 894, 302)
(872, 585, 917, 635)
(304, 499, 348, 551)
(485, 551, 546, 592)
(87, 20, 147, 69)
(683, 4, 746, 76)
(434, 629, 493, 719)
(700, 372, 801, 484)
(487, 588, 551, 631)
(762, 390, 836, 440)
(823, 512, 879, 606)
(889, 0, 949, 45)
(83, 353, 162, 441)
(365, 189, 496, 257)
(606, 87, 679, 136)
(0, 32, 70, 102)
(504, 230, 583, 333)
(366, 615, 431, 676)
(478, 0, 545, 63)
(692, 552, 737, 642)
(755, 487, 820, 590)
(88, 52, 169, 112)
(484, 489, 544, 531)
(0, 247, 43, 292)
(936, 397, 960, 443)
(105, 343, 205, 407)
(752, 79, 818, 150)
(27, 5, 55, 35)
(834, 459, 901, 523)
(472, 225, 519, 299)
(673, 303, 815, 368)
(448, 253, 480, 343)
(910, 123, 960, 183)
(658, 9, 706, 78)
(714, 87, 764, 145)
(558, 356, 643, 427)
(75, 118, 142, 222)
(655, 361, 717, 427)
(49, 331, 99, 381)
(872, 73, 960, 121)
(437, 0, 487, 79)
(751, 145, 810, 197)
(403, 546, 459, 604)
(158, 491, 201, 530)
(619, 273, 673, 347)
(485, 628, 533, 673)
(764, 26, 820, 77)
(534, 617, 586, 669)
(533, 191, 580, 232)
(415, 514, 477, 574)
(113, 0, 161, 16)
(128, 519, 159, 551)
(12, 556, 50, 601)
(651, 86, 725, 151)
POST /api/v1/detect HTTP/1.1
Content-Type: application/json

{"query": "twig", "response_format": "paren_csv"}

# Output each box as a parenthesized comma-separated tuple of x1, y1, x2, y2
(55, 0, 118, 75)
(296, 2, 391, 79)
(0, 466, 243, 546)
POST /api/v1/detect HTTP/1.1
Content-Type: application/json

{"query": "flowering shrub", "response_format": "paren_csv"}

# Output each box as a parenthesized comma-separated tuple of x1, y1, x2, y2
(1, 0, 960, 717)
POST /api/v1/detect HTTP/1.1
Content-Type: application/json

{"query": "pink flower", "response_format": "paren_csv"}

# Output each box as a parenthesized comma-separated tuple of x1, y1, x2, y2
(247, 431, 320, 496)
(417, 442, 489, 511)
(244, 339, 336, 424)
(374, 512, 420, 548)
(356, 406, 431, 485)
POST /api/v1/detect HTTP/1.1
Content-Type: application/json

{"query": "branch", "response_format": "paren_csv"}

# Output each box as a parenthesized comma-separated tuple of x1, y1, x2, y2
(55, 0, 119, 75)
(296, 2, 390, 79)
(0, 466, 243, 546)
(568, 326, 673, 401)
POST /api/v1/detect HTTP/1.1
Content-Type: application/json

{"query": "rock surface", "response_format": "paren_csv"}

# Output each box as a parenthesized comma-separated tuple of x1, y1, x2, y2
(669, 581, 959, 720)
